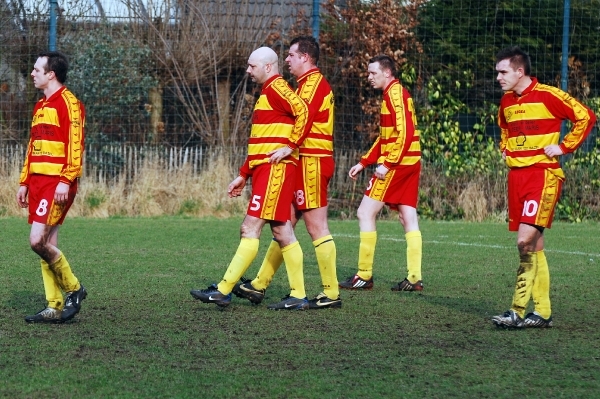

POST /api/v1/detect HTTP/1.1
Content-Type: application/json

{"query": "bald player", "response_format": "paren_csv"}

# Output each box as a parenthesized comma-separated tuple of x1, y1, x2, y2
(190, 47, 312, 310)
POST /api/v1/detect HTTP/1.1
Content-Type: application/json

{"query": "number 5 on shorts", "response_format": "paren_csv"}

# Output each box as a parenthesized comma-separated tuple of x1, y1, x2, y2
(250, 195, 262, 211)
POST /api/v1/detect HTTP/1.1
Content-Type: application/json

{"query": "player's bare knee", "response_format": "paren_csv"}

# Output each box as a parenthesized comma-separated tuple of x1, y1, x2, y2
(517, 239, 534, 255)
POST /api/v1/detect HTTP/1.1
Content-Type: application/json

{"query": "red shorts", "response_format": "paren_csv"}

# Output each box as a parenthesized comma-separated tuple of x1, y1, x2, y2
(365, 162, 420, 210)
(247, 162, 296, 222)
(508, 167, 562, 231)
(27, 174, 78, 225)
(294, 156, 334, 210)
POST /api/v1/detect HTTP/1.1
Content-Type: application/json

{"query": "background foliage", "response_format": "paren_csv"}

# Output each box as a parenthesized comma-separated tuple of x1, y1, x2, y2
(0, 0, 599, 220)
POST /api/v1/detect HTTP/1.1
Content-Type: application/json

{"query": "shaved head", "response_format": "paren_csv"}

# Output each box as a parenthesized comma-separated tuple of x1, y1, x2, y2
(247, 47, 280, 84)
(250, 47, 278, 66)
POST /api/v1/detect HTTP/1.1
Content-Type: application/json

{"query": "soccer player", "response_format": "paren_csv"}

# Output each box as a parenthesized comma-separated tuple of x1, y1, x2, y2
(17, 51, 87, 323)
(492, 46, 596, 328)
(190, 47, 311, 310)
(340, 55, 423, 292)
(232, 36, 341, 309)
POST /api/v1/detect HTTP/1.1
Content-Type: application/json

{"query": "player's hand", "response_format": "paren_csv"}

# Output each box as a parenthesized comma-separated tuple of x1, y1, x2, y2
(267, 146, 293, 164)
(16, 186, 29, 208)
(374, 164, 389, 180)
(228, 176, 246, 198)
(502, 150, 506, 161)
(54, 182, 70, 205)
(348, 163, 364, 180)
(544, 144, 564, 158)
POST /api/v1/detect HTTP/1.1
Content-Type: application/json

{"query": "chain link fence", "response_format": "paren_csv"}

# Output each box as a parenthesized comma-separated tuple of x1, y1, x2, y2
(1, 0, 599, 219)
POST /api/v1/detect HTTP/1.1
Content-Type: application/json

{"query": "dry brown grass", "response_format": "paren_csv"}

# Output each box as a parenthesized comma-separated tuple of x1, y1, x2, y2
(0, 153, 247, 219)
(457, 182, 488, 222)
(0, 148, 513, 222)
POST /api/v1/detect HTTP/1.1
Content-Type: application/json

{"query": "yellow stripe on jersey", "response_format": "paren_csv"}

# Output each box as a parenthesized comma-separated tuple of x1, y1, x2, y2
(32, 107, 60, 127)
(32, 140, 65, 157)
(29, 162, 64, 176)
(62, 90, 85, 182)
(503, 102, 554, 122)
(298, 73, 321, 104)
(255, 94, 274, 111)
(507, 132, 561, 149)
(270, 78, 309, 145)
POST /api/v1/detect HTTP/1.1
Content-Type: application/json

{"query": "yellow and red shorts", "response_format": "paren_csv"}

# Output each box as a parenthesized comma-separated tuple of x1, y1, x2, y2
(247, 162, 296, 222)
(294, 156, 334, 211)
(27, 174, 78, 225)
(365, 162, 420, 210)
(508, 167, 562, 231)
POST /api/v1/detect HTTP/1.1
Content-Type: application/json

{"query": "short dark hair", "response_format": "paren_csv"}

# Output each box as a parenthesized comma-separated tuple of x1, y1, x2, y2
(38, 51, 69, 84)
(496, 46, 531, 76)
(289, 36, 320, 65)
(369, 54, 396, 77)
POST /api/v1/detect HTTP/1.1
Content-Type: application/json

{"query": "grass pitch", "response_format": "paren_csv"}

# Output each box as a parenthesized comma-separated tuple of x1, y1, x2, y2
(1, 217, 599, 398)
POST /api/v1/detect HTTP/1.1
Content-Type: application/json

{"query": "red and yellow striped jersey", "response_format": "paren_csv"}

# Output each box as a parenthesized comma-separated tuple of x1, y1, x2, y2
(498, 77, 596, 180)
(360, 79, 421, 169)
(240, 75, 310, 178)
(296, 68, 334, 157)
(20, 86, 85, 186)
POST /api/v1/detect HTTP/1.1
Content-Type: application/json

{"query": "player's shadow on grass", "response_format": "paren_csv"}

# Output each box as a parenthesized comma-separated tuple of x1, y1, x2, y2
(7, 291, 47, 313)
(412, 293, 498, 318)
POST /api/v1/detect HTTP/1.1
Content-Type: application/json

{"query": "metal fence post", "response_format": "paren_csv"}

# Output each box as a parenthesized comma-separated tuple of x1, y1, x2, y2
(561, 0, 570, 92)
(48, 0, 58, 50)
(312, 0, 320, 41)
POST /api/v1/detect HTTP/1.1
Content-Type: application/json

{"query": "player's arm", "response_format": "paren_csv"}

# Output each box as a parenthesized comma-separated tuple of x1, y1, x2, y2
(498, 104, 509, 159)
(228, 176, 247, 198)
(382, 89, 412, 169)
(58, 98, 84, 185)
(278, 81, 312, 149)
(545, 89, 596, 154)
(16, 186, 29, 208)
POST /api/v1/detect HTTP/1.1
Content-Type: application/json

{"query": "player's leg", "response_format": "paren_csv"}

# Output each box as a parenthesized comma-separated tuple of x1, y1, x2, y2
(190, 215, 263, 306)
(513, 223, 543, 314)
(249, 206, 300, 291)
(526, 173, 561, 328)
(525, 234, 552, 327)
(493, 168, 558, 328)
(339, 195, 384, 289)
(234, 208, 299, 304)
(267, 220, 308, 310)
(32, 224, 64, 312)
(218, 215, 264, 293)
(303, 206, 340, 306)
(391, 205, 423, 291)
(26, 176, 83, 322)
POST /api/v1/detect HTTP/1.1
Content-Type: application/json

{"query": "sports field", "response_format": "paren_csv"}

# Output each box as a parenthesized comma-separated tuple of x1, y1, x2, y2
(1, 217, 599, 398)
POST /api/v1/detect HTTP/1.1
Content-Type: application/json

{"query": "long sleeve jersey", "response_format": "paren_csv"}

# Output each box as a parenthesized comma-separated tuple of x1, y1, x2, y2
(20, 86, 85, 186)
(360, 79, 421, 169)
(239, 75, 311, 178)
(498, 77, 596, 180)
(296, 68, 334, 158)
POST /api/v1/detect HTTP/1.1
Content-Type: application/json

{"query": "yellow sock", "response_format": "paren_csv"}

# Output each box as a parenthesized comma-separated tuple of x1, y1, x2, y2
(314, 235, 339, 299)
(252, 239, 283, 290)
(217, 238, 260, 295)
(41, 259, 64, 310)
(405, 231, 422, 283)
(49, 253, 80, 293)
(532, 250, 551, 319)
(511, 252, 538, 318)
(281, 241, 305, 299)
(357, 231, 377, 280)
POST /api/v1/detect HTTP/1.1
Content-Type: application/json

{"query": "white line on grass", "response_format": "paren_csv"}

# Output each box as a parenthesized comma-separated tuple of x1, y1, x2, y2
(332, 234, 600, 258)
